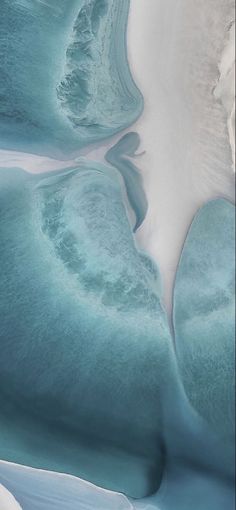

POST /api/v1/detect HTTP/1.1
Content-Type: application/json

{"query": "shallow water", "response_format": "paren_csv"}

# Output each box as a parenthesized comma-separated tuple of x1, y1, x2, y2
(0, 0, 235, 508)
(105, 132, 148, 233)
(0, 165, 234, 507)
(0, 163, 172, 498)
(0, 0, 142, 157)
(0, 384, 234, 510)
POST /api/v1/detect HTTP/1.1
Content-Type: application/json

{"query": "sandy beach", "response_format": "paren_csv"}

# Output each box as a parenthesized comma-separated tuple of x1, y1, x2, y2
(127, 0, 235, 314)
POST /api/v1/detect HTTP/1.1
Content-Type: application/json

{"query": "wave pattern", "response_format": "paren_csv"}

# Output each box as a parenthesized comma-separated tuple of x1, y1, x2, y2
(174, 199, 235, 440)
(0, 164, 174, 498)
(0, 0, 143, 157)
(57, 1, 143, 137)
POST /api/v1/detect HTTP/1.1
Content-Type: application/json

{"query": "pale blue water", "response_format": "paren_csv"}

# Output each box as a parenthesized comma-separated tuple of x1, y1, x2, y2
(0, 458, 234, 510)
(174, 199, 235, 441)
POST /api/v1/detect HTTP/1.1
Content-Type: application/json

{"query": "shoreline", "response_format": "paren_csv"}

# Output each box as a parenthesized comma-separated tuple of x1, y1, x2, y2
(127, 0, 235, 315)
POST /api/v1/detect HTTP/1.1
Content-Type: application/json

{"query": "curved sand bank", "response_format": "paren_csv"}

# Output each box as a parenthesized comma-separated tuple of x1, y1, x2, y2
(0, 484, 22, 510)
(127, 0, 235, 314)
(0, 461, 132, 510)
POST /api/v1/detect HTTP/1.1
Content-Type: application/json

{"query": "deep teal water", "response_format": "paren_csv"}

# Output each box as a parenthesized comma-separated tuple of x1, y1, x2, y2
(105, 132, 148, 232)
(0, 164, 235, 505)
(0, 163, 174, 498)
(0, 0, 143, 157)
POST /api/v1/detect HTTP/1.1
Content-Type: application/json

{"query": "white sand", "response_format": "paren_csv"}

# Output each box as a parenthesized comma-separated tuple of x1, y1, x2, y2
(0, 150, 75, 173)
(0, 484, 22, 510)
(0, 460, 133, 510)
(214, 22, 235, 171)
(127, 0, 235, 315)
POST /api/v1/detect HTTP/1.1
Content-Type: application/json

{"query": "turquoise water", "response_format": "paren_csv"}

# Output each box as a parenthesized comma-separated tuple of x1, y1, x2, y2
(0, 164, 235, 505)
(0, 163, 173, 498)
(0, 0, 235, 508)
(174, 199, 235, 441)
(105, 132, 148, 232)
(0, 0, 143, 157)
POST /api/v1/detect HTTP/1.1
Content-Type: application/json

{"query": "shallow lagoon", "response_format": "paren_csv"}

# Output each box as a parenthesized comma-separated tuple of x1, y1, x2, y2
(0, 0, 235, 509)
(0, 165, 234, 507)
